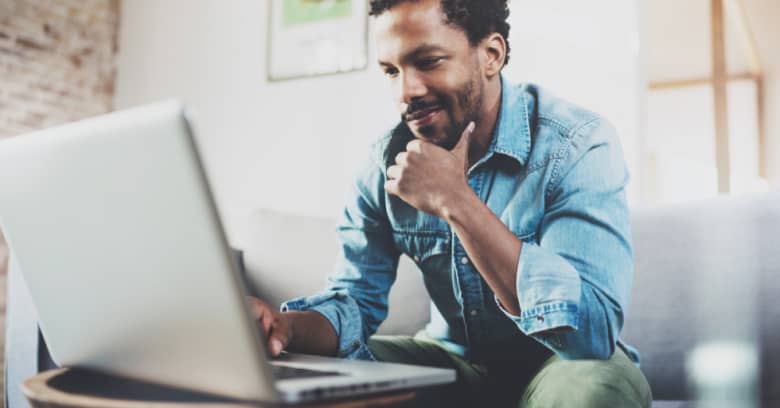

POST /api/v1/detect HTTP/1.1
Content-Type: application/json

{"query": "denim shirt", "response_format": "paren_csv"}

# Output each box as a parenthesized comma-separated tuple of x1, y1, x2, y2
(282, 78, 639, 366)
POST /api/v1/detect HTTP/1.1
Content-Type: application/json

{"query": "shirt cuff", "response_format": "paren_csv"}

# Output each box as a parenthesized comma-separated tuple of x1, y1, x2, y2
(281, 291, 374, 360)
(494, 295, 578, 334)
(502, 242, 582, 334)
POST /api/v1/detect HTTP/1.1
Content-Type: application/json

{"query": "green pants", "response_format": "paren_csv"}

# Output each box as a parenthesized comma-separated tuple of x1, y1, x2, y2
(367, 334, 652, 408)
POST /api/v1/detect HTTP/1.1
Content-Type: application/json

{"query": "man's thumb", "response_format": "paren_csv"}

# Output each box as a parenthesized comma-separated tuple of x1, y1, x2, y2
(453, 121, 476, 158)
(270, 337, 284, 356)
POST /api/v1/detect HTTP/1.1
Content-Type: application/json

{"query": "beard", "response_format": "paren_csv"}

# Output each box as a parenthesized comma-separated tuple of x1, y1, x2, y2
(439, 77, 483, 150)
(402, 74, 484, 150)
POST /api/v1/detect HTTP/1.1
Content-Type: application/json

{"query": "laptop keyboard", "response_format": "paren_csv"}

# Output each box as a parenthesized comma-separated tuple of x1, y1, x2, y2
(271, 364, 345, 380)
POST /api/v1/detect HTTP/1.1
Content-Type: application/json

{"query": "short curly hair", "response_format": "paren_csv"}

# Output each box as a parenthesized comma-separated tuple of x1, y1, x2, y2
(369, 0, 511, 66)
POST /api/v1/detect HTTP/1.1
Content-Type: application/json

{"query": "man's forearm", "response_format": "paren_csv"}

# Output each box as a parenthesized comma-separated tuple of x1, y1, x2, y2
(284, 310, 339, 356)
(442, 188, 523, 315)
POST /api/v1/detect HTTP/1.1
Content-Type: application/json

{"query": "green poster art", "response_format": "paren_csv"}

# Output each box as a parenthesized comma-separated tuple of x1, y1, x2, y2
(283, 0, 353, 27)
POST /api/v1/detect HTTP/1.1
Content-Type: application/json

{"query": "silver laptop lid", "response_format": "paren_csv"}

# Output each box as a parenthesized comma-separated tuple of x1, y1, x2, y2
(0, 101, 279, 401)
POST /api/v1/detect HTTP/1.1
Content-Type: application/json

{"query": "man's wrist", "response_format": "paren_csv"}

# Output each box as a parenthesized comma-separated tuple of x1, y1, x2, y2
(439, 184, 479, 224)
(283, 310, 302, 348)
(283, 310, 339, 356)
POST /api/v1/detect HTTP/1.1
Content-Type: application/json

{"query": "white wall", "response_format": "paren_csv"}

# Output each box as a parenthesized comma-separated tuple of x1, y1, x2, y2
(645, 80, 768, 204)
(743, 0, 780, 187)
(115, 0, 642, 243)
(640, 0, 780, 191)
(767, 76, 780, 186)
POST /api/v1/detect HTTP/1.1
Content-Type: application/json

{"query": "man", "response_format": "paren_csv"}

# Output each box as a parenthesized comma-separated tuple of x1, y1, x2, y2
(249, 0, 652, 406)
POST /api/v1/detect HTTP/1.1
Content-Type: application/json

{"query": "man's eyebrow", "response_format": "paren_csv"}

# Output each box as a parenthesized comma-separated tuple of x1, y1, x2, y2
(378, 43, 447, 66)
(405, 43, 447, 60)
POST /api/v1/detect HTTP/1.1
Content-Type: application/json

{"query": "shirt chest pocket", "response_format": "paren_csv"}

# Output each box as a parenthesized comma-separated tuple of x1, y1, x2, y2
(393, 231, 450, 266)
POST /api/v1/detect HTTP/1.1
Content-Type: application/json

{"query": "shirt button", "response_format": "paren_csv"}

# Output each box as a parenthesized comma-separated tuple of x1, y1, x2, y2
(470, 309, 479, 317)
(460, 257, 469, 265)
(413, 255, 420, 262)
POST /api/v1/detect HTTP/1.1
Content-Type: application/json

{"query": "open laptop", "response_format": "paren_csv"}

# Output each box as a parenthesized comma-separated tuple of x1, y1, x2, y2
(0, 101, 455, 403)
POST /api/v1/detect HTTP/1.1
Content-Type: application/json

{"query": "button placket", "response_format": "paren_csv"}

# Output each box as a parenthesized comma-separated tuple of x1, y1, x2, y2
(449, 232, 470, 348)
(456, 169, 489, 346)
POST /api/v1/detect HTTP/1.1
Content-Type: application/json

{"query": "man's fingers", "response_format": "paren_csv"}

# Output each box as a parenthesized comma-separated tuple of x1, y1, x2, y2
(258, 304, 274, 334)
(247, 297, 291, 357)
(394, 152, 408, 166)
(247, 298, 274, 335)
(267, 319, 290, 357)
(387, 165, 401, 180)
(260, 309, 273, 334)
(269, 337, 284, 356)
(255, 307, 273, 335)
(406, 139, 423, 153)
(385, 179, 399, 196)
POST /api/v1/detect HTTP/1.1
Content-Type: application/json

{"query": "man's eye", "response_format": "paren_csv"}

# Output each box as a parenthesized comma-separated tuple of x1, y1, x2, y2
(383, 67, 399, 77)
(418, 57, 443, 69)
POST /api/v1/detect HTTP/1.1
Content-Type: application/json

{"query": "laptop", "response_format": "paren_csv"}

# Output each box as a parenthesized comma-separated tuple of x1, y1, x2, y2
(0, 101, 455, 403)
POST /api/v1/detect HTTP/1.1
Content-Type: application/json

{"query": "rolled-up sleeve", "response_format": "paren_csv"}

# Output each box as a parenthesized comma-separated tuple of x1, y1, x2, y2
(495, 118, 633, 360)
(281, 153, 400, 360)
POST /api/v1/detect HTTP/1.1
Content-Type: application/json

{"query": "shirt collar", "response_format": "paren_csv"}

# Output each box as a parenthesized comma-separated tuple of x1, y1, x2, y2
(485, 75, 532, 167)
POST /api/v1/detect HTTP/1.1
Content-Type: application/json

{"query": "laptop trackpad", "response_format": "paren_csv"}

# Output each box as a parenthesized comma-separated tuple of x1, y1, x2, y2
(270, 364, 347, 380)
(270, 353, 348, 379)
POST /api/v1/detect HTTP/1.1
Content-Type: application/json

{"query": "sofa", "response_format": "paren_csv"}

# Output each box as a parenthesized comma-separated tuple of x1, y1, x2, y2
(5, 192, 779, 407)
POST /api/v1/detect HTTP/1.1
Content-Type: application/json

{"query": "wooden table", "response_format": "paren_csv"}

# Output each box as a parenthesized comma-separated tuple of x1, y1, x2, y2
(23, 368, 416, 408)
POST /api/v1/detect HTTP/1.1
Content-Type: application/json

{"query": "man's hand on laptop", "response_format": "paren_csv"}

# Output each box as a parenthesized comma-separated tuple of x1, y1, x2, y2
(247, 297, 293, 357)
(246, 296, 340, 357)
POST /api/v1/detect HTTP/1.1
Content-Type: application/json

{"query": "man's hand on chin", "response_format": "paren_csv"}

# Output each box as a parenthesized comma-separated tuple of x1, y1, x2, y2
(385, 122, 477, 219)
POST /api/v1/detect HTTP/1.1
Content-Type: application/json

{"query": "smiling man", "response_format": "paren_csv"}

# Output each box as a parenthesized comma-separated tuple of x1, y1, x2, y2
(248, 0, 652, 406)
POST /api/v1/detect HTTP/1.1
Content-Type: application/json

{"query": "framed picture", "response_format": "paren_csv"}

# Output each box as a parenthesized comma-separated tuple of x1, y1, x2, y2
(266, 0, 369, 81)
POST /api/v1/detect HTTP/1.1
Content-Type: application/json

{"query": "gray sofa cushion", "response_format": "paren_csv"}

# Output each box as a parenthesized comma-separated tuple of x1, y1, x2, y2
(623, 192, 780, 403)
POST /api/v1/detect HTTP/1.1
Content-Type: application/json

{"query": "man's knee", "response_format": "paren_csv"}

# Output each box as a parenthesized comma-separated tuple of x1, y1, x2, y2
(523, 374, 648, 408)
(521, 353, 651, 408)
(367, 336, 484, 408)
(571, 378, 640, 407)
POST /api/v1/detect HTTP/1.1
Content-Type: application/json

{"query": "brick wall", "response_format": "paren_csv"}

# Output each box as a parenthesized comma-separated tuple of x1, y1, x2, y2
(0, 0, 120, 398)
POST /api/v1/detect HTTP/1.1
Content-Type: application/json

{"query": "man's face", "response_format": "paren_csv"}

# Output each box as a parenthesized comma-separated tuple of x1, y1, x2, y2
(374, 0, 484, 149)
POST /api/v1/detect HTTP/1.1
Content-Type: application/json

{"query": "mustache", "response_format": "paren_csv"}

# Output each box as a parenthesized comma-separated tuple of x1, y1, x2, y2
(402, 99, 442, 121)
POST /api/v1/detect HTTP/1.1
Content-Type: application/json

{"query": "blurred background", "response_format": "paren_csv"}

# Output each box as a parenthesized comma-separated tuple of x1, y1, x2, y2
(0, 0, 777, 400)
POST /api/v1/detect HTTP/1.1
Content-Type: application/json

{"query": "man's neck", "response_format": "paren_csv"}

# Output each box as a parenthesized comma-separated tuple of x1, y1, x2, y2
(468, 78, 503, 168)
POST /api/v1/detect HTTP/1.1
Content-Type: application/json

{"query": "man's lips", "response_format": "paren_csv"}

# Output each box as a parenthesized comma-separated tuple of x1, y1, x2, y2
(406, 106, 442, 126)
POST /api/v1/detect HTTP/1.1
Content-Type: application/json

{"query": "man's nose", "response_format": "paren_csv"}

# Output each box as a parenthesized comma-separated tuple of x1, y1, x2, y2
(399, 71, 427, 105)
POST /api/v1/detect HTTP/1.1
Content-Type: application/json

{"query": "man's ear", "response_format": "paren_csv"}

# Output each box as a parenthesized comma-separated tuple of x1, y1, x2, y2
(481, 33, 507, 78)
